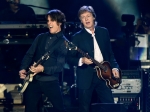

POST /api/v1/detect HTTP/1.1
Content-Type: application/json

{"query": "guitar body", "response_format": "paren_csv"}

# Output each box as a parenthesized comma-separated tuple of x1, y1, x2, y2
(18, 81, 29, 94)
(18, 73, 34, 93)
(95, 61, 122, 89)
(17, 52, 50, 94)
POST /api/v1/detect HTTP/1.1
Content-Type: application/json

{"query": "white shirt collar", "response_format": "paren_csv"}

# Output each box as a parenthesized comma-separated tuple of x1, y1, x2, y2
(85, 28, 95, 35)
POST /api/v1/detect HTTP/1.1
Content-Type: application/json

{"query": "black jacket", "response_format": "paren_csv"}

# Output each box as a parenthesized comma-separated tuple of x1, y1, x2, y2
(20, 31, 68, 81)
(67, 26, 119, 89)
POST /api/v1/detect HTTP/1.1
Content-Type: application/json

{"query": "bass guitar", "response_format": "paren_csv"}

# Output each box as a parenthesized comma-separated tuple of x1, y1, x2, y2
(66, 41, 122, 89)
(18, 52, 50, 93)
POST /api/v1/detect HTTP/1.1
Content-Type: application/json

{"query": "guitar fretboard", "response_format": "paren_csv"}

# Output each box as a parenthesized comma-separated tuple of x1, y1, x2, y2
(77, 47, 106, 70)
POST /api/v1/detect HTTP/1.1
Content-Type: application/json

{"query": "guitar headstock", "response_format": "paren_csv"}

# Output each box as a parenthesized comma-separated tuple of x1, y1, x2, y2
(65, 41, 77, 50)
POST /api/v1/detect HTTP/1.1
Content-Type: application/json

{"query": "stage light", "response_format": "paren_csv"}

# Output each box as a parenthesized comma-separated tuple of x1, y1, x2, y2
(103, 0, 139, 25)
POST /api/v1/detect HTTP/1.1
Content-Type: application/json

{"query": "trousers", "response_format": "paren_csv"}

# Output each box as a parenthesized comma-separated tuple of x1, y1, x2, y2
(24, 80, 66, 112)
(78, 73, 114, 112)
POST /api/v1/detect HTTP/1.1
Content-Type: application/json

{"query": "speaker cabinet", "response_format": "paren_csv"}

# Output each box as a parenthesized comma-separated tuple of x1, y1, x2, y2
(91, 103, 127, 112)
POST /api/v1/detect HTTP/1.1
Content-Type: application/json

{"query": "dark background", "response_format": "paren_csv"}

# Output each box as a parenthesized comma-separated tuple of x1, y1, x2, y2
(0, 0, 150, 83)
(0, 0, 150, 37)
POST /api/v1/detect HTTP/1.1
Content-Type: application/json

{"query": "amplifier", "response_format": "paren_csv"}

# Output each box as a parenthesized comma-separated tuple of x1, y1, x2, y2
(112, 79, 141, 93)
(143, 70, 150, 112)
(91, 103, 126, 112)
(112, 70, 142, 94)
(121, 70, 141, 79)
(112, 70, 143, 112)
(113, 94, 141, 112)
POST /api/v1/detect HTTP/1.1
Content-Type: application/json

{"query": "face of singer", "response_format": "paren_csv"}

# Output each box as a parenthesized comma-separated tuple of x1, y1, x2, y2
(47, 15, 61, 34)
(80, 11, 95, 31)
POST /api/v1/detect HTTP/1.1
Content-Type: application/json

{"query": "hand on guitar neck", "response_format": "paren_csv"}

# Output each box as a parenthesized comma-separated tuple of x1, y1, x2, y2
(29, 63, 44, 76)
(82, 57, 93, 65)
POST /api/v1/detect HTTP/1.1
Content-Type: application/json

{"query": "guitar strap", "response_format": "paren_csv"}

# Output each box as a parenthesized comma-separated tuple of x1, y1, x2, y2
(43, 35, 66, 57)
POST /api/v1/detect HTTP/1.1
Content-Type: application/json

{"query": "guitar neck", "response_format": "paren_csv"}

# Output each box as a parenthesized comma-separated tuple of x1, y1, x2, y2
(77, 48, 105, 70)
(34, 59, 42, 67)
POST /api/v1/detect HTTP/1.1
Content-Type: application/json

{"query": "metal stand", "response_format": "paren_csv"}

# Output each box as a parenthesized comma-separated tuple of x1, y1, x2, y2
(70, 66, 78, 106)
(38, 94, 53, 112)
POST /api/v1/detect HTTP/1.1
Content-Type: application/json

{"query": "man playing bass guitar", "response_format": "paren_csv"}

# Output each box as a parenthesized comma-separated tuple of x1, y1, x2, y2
(67, 6, 121, 112)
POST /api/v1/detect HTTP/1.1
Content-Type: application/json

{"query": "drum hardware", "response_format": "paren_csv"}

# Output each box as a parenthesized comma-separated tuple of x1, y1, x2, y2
(61, 66, 78, 106)
(41, 94, 53, 108)
(69, 66, 79, 106)
(70, 66, 78, 99)
(38, 94, 53, 112)
(61, 64, 71, 95)
(61, 82, 70, 95)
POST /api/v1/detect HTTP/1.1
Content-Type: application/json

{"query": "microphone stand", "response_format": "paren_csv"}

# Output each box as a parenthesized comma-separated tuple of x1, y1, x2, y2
(70, 66, 78, 106)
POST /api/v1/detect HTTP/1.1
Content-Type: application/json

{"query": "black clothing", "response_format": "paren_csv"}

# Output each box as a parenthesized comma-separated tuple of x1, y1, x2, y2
(24, 80, 65, 112)
(67, 26, 119, 89)
(67, 26, 119, 112)
(78, 73, 114, 112)
(20, 31, 67, 81)
(20, 31, 67, 112)
(0, 4, 36, 24)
